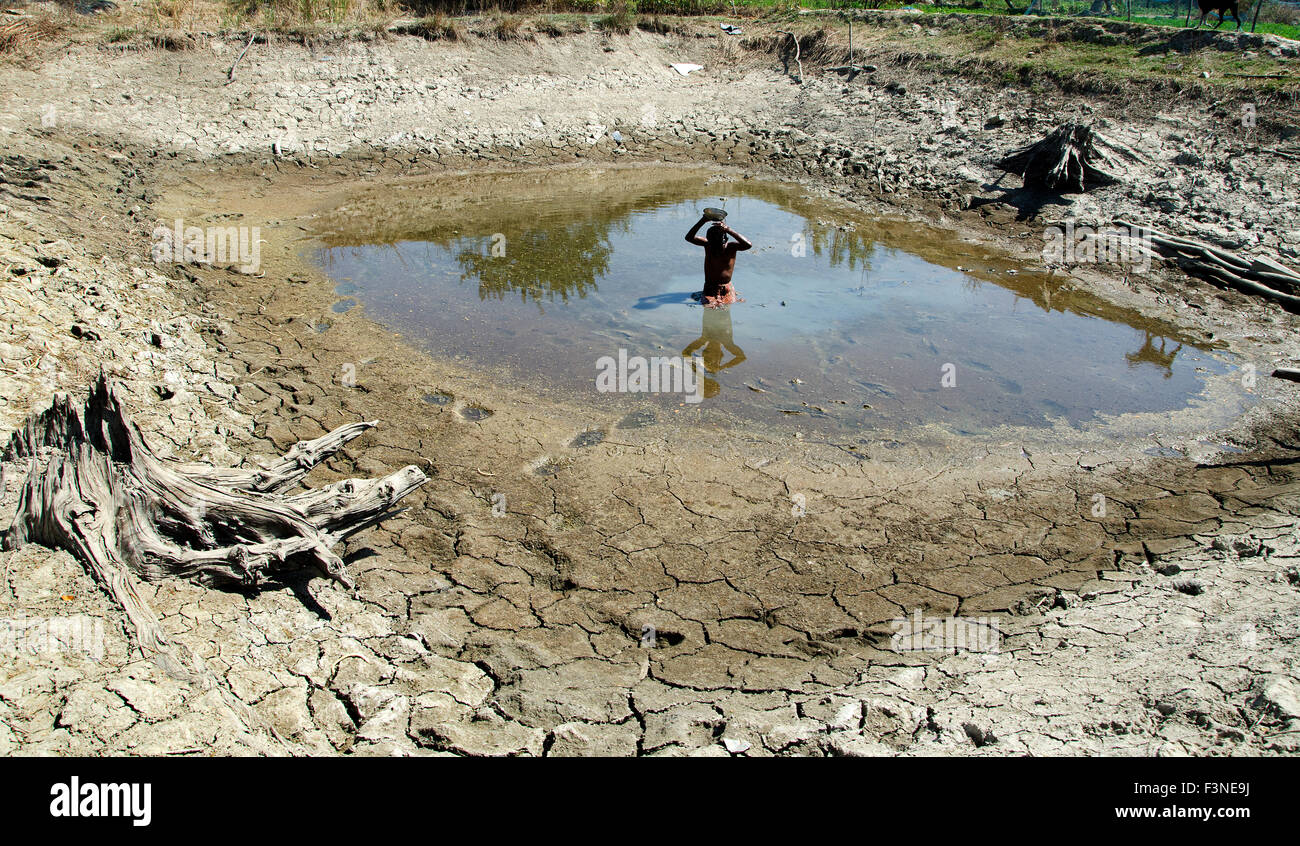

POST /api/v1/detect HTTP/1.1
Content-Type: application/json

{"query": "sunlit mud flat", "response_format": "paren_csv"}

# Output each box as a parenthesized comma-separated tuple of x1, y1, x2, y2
(313, 166, 1237, 438)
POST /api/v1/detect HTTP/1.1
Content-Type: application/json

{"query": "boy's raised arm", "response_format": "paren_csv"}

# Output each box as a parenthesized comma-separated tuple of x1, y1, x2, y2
(723, 225, 753, 251)
(685, 214, 709, 247)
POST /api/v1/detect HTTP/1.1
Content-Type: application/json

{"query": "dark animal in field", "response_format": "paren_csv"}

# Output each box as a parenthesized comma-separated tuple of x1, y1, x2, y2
(1195, 0, 1243, 30)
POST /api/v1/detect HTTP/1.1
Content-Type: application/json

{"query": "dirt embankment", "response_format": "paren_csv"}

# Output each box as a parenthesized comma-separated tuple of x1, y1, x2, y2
(1, 23, 1299, 756)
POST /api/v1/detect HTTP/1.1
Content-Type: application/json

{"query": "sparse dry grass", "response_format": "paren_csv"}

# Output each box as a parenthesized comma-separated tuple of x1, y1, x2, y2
(595, 0, 633, 33)
(52, 0, 400, 35)
(0, 14, 64, 56)
(636, 14, 688, 35)
(390, 12, 461, 39)
(534, 16, 564, 35)
(0, 14, 66, 61)
(489, 13, 532, 39)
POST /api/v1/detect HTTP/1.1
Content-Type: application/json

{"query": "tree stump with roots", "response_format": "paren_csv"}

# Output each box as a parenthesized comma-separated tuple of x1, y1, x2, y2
(1, 376, 428, 679)
(997, 122, 1137, 193)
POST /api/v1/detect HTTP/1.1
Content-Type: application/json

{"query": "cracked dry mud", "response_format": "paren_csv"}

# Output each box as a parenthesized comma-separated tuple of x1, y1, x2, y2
(2, 22, 1300, 756)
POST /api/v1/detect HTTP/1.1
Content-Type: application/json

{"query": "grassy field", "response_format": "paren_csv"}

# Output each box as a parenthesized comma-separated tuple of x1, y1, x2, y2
(732, 2, 1300, 40)
(915, 4, 1300, 40)
(593, 0, 1300, 39)
(1128, 13, 1300, 39)
(948, 24, 1298, 86)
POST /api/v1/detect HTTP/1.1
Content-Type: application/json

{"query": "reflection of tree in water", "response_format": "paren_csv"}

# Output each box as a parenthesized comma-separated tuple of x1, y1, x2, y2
(803, 225, 877, 273)
(964, 276, 1196, 381)
(1125, 331, 1182, 379)
(454, 219, 629, 306)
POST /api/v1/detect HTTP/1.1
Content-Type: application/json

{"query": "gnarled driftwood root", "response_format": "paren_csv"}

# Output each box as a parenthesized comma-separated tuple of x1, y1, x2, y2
(1, 376, 428, 678)
(1115, 219, 1300, 311)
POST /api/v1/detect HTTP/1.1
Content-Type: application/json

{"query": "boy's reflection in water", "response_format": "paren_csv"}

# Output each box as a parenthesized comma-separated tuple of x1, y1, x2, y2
(682, 306, 746, 399)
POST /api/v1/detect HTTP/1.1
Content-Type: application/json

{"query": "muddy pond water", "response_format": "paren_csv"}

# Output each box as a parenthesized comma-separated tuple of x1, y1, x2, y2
(310, 167, 1231, 437)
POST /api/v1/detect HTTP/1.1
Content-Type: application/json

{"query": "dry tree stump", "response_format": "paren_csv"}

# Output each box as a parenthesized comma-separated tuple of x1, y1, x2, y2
(1, 376, 428, 678)
(997, 122, 1137, 193)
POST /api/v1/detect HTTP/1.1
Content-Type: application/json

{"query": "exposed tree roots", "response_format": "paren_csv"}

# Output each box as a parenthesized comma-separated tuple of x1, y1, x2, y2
(1, 376, 428, 678)
(1118, 219, 1300, 311)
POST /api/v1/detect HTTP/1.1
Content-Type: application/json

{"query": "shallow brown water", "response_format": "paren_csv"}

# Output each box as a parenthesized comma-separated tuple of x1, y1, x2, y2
(311, 166, 1232, 435)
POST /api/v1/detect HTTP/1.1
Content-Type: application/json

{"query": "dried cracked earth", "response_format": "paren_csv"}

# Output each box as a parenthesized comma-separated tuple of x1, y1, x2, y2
(1, 16, 1300, 756)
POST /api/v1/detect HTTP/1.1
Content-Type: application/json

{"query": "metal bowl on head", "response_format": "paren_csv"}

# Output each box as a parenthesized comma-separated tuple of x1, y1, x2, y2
(702, 207, 728, 221)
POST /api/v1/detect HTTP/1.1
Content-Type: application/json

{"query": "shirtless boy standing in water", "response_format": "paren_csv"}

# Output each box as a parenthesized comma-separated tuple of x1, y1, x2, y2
(685, 213, 753, 307)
